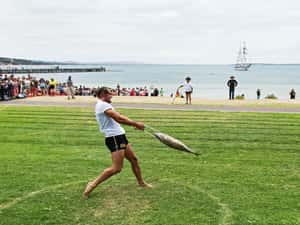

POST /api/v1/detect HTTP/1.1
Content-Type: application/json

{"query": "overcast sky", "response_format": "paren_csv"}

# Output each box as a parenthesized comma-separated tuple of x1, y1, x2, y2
(1, 0, 300, 64)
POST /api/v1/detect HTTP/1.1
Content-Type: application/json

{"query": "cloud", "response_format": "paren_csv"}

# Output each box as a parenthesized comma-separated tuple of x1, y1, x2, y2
(1, 0, 300, 63)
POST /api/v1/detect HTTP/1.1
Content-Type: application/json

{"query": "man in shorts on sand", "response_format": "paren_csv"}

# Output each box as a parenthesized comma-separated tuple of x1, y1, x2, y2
(179, 76, 193, 104)
(83, 87, 152, 198)
(66, 76, 75, 100)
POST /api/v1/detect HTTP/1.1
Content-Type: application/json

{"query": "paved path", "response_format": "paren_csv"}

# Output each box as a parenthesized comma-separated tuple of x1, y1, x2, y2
(1, 99, 300, 113)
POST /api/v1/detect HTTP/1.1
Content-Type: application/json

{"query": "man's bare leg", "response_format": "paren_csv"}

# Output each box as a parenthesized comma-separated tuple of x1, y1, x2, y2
(83, 150, 125, 198)
(125, 144, 152, 188)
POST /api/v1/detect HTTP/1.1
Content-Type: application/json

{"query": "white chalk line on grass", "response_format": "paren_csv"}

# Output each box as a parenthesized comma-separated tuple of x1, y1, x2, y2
(187, 184, 232, 225)
(0, 178, 232, 225)
(160, 178, 233, 225)
(0, 180, 85, 211)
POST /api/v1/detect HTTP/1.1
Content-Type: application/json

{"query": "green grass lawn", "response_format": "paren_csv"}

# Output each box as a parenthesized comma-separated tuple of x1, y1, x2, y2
(0, 106, 299, 225)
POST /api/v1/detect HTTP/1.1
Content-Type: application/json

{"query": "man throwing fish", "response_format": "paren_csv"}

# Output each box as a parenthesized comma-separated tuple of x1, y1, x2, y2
(83, 87, 152, 198)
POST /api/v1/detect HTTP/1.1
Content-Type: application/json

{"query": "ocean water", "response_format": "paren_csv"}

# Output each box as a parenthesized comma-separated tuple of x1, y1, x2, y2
(19, 64, 300, 99)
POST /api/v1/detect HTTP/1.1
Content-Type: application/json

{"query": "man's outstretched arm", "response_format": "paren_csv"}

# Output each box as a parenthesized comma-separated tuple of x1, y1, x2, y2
(105, 109, 144, 130)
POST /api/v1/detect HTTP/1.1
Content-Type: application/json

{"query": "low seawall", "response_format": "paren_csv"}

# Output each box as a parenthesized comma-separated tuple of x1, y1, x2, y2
(0, 67, 106, 74)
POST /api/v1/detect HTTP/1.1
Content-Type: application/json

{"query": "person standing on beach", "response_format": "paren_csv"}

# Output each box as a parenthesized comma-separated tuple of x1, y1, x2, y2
(179, 76, 193, 104)
(49, 78, 57, 96)
(83, 87, 152, 198)
(116, 83, 121, 96)
(256, 89, 261, 100)
(160, 88, 164, 96)
(66, 76, 75, 100)
(290, 89, 296, 100)
(227, 76, 238, 100)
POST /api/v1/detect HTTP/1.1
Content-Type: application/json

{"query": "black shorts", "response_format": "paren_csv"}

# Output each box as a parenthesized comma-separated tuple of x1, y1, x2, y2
(49, 85, 55, 89)
(185, 91, 192, 94)
(105, 134, 128, 152)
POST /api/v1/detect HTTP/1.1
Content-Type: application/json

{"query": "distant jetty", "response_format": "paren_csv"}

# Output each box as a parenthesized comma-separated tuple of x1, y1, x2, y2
(0, 66, 106, 74)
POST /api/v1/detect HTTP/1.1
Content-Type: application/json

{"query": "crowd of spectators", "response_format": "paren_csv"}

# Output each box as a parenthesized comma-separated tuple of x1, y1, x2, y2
(0, 74, 94, 101)
(115, 84, 163, 97)
(0, 74, 164, 101)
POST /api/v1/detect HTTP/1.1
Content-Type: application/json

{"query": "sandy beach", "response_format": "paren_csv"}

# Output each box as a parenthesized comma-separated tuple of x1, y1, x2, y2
(4, 95, 300, 105)
(1, 96, 300, 113)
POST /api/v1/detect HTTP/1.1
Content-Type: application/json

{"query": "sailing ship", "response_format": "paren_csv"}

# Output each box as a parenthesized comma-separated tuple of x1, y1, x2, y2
(235, 42, 251, 71)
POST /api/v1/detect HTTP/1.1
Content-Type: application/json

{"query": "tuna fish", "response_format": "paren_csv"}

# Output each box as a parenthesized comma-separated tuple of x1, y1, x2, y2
(153, 132, 199, 156)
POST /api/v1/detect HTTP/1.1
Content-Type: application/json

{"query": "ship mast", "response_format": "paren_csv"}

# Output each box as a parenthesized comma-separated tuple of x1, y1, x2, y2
(234, 41, 251, 71)
(236, 44, 242, 64)
(242, 42, 248, 63)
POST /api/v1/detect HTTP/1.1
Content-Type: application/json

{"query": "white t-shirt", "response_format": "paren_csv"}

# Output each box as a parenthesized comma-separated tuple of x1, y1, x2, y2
(95, 100, 125, 137)
(184, 82, 193, 92)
